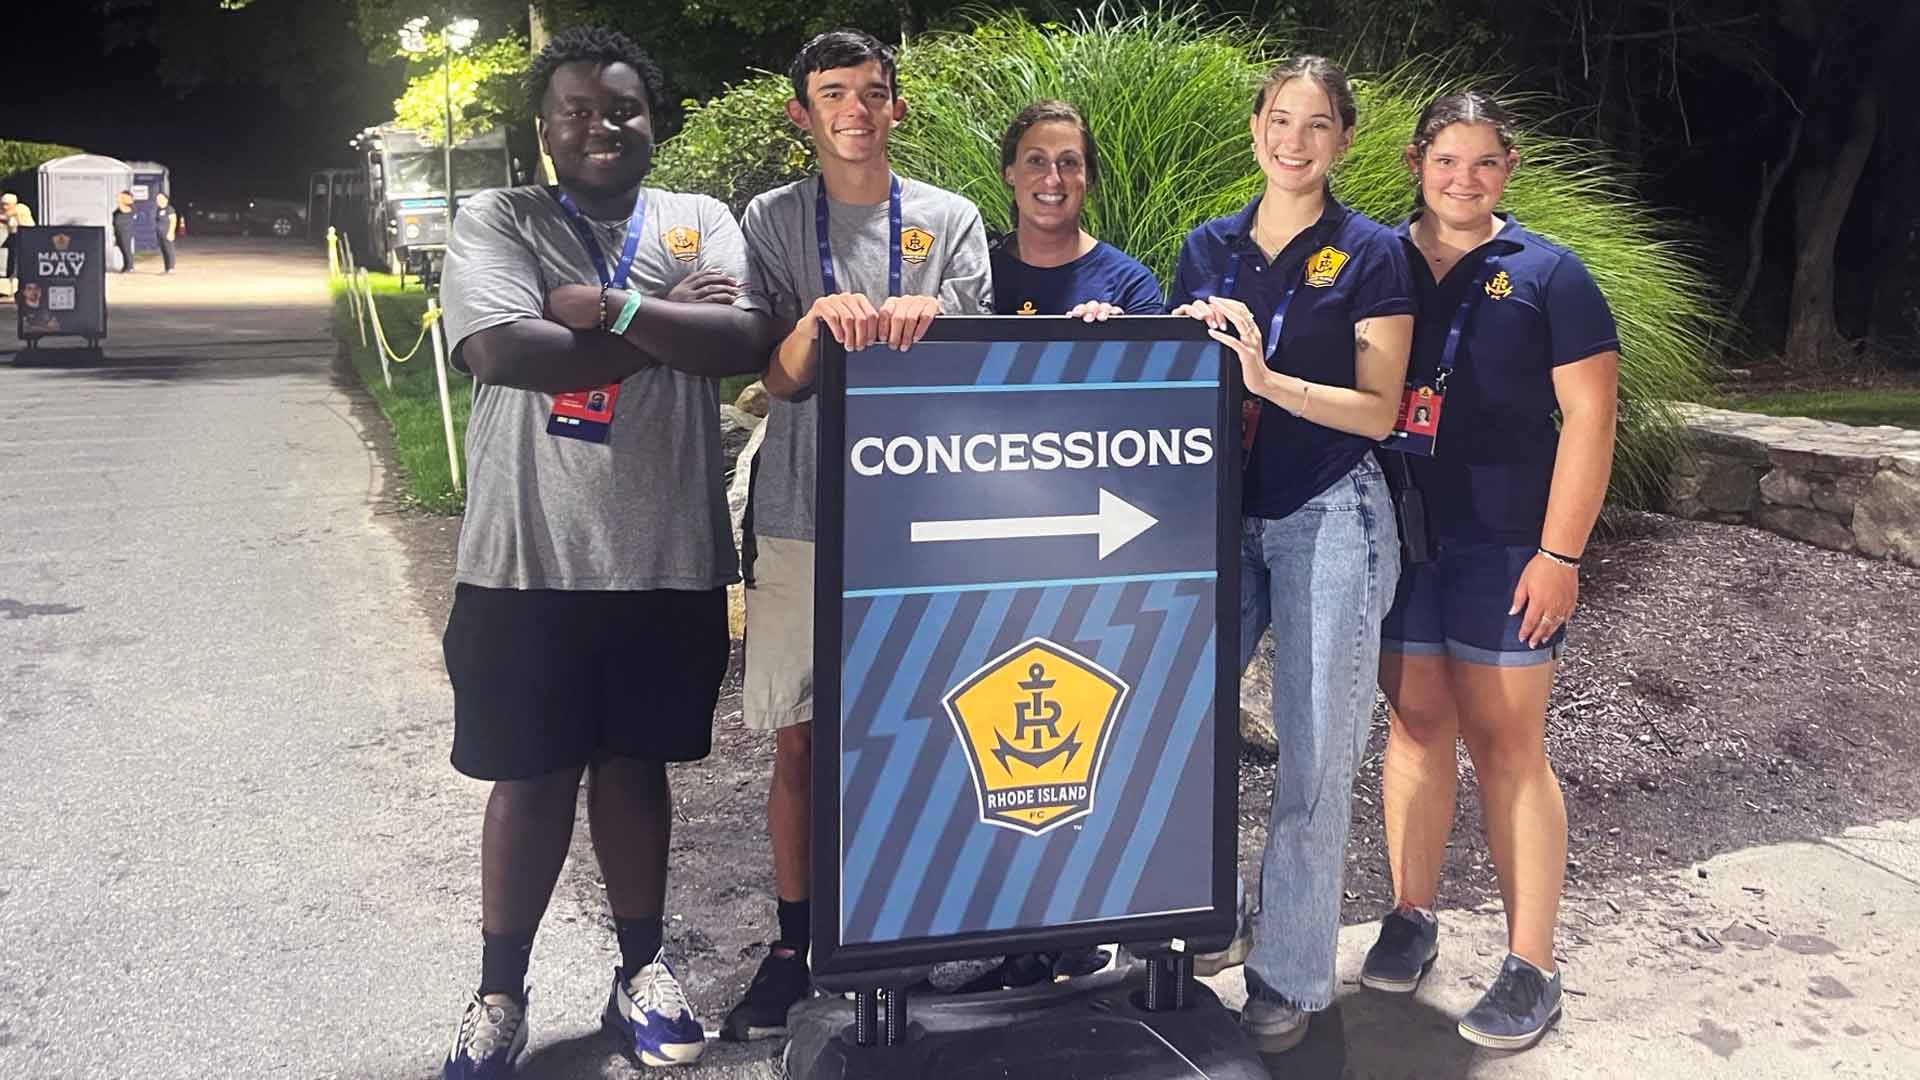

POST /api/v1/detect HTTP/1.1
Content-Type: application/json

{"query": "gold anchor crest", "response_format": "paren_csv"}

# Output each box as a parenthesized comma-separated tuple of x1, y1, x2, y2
(664, 226, 700, 262)
(1015, 300, 1038, 316)
(1485, 270, 1513, 300)
(901, 226, 935, 265)
(1302, 245, 1350, 287)
(943, 638, 1128, 835)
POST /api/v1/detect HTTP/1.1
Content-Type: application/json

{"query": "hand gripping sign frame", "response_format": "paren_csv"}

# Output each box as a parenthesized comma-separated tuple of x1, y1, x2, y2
(811, 316, 1241, 979)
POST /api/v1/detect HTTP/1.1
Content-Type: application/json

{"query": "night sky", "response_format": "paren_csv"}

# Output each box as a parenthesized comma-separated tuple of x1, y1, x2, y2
(4, 3, 404, 204)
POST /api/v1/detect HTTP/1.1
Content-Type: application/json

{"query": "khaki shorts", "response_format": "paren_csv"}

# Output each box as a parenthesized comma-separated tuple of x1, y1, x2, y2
(743, 535, 814, 730)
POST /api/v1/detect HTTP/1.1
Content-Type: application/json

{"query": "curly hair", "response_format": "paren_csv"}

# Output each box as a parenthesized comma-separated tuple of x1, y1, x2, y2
(525, 26, 666, 118)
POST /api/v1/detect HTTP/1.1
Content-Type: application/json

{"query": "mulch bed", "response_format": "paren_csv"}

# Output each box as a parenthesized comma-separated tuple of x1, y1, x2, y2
(1231, 509, 1920, 927)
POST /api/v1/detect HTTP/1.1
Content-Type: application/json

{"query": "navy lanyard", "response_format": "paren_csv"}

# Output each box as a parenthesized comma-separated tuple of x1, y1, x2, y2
(551, 186, 646, 288)
(1433, 254, 1505, 392)
(1220, 250, 1304, 366)
(816, 174, 902, 297)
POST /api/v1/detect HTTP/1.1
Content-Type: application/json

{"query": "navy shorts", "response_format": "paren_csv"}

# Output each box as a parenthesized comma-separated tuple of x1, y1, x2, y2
(1381, 539, 1564, 667)
(443, 584, 729, 780)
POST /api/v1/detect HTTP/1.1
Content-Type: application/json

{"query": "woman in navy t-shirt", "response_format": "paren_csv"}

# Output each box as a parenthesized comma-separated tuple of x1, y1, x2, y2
(1169, 56, 1414, 1053)
(989, 100, 1164, 318)
(1364, 92, 1619, 1052)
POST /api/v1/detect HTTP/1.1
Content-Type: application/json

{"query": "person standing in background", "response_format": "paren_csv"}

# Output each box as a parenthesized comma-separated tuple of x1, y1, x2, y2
(153, 192, 178, 274)
(1, 192, 33, 297)
(112, 191, 137, 273)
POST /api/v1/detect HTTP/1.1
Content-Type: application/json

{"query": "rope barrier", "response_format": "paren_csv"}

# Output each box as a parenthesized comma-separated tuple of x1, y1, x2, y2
(323, 238, 466, 497)
(360, 270, 440, 365)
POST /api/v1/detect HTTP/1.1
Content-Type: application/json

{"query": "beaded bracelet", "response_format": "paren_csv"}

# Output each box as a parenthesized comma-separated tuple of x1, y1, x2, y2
(597, 285, 612, 331)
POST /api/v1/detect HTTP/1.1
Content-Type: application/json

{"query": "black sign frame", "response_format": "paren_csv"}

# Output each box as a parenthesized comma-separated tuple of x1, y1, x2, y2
(811, 316, 1241, 979)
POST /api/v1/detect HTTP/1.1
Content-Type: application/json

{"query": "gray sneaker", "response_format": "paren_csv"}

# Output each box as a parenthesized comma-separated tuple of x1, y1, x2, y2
(1458, 954, 1562, 1050)
(1194, 885, 1253, 977)
(1240, 997, 1309, 1053)
(1359, 904, 1439, 992)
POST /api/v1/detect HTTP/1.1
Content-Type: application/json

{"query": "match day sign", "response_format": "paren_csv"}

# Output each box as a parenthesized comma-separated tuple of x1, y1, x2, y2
(14, 227, 108, 346)
(812, 317, 1240, 976)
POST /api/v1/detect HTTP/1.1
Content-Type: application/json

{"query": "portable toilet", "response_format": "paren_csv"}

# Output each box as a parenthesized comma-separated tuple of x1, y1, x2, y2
(37, 154, 135, 269)
(125, 161, 171, 252)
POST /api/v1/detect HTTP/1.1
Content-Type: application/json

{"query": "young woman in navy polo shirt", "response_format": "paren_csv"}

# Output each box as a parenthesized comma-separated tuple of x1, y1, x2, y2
(1171, 55, 1414, 1053)
(989, 99, 1164, 319)
(1362, 92, 1619, 1051)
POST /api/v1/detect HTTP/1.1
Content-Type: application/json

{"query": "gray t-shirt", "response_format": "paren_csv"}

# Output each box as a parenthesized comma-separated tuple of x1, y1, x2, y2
(742, 175, 993, 544)
(440, 184, 765, 591)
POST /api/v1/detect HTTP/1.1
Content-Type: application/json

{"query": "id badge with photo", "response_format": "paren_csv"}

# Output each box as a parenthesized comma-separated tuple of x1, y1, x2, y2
(1379, 384, 1444, 457)
(548, 383, 620, 443)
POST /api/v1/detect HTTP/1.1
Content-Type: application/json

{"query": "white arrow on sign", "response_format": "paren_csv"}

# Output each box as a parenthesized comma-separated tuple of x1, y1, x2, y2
(909, 488, 1158, 560)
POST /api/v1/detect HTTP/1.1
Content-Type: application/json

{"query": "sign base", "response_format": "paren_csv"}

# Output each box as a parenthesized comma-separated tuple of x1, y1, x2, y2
(780, 964, 1266, 1080)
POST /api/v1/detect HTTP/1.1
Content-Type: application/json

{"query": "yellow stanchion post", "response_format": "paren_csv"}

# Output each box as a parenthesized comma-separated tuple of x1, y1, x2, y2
(326, 226, 339, 279)
(364, 271, 391, 390)
(427, 296, 463, 493)
(352, 269, 369, 349)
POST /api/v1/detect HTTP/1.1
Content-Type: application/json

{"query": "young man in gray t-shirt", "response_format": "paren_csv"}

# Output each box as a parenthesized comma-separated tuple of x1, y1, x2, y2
(722, 28, 993, 1042)
(433, 27, 772, 1077)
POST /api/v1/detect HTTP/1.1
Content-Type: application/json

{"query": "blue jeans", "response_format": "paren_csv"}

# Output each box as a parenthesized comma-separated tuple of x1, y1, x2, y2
(1239, 454, 1399, 1011)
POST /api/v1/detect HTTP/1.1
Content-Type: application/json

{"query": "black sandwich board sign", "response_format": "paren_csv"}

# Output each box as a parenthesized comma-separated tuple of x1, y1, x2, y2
(812, 316, 1239, 978)
(14, 226, 108, 350)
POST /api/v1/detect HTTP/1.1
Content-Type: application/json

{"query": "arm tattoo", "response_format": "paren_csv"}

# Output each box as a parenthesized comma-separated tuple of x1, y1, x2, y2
(1355, 319, 1372, 353)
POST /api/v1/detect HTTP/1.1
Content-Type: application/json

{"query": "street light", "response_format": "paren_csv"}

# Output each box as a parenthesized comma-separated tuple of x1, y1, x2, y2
(399, 14, 479, 256)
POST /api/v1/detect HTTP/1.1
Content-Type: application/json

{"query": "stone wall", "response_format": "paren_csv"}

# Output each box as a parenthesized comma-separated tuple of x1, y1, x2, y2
(1665, 404, 1920, 567)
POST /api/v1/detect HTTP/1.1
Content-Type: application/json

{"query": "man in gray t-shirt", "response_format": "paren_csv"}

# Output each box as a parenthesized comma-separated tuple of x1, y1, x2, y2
(431, 27, 773, 1077)
(721, 28, 992, 1043)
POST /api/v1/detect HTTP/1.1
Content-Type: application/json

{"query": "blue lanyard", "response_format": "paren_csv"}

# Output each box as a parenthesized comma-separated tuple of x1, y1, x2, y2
(551, 186, 646, 288)
(816, 174, 902, 297)
(1220, 250, 1303, 367)
(1433, 254, 1504, 392)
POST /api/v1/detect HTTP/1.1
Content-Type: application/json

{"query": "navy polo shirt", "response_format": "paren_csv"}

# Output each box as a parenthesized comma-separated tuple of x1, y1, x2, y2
(990, 236, 1165, 315)
(1171, 196, 1414, 519)
(1397, 214, 1619, 543)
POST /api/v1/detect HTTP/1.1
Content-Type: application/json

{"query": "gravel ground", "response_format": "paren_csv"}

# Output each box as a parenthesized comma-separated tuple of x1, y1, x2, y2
(1300, 508, 1920, 926)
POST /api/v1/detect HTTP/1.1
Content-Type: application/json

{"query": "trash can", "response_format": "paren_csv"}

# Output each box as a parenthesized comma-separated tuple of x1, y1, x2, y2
(14, 225, 108, 351)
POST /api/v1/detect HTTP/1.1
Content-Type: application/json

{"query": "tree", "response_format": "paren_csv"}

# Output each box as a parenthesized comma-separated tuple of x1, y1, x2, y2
(391, 34, 531, 146)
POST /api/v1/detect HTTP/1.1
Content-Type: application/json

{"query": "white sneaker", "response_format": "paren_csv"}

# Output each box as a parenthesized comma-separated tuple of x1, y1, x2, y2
(1241, 997, 1309, 1053)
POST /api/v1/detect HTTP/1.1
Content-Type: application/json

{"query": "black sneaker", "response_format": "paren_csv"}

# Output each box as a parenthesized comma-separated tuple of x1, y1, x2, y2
(1359, 903, 1439, 992)
(1458, 954, 1562, 1050)
(719, 944, 810, 1042)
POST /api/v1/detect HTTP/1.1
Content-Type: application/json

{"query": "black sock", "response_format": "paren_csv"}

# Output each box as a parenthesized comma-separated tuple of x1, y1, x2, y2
(777, 897, 811, 954)
(616, 915, 665, 979)
(479, 929, 536, 1001)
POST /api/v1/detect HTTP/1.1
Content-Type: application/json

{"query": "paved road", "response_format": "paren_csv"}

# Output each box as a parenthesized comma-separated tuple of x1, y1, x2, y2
(0, 239, 776, 1079)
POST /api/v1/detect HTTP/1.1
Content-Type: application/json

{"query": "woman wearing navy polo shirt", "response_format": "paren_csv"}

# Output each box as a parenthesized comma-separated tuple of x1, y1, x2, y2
(1362, 92, 1618, 1052)
(1171, 56, 1413, 1053)
(990, 100, 1164, 319)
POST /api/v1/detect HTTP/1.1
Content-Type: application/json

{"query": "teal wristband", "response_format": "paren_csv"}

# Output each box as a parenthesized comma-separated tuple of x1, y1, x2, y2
(608, 290, 643, 335)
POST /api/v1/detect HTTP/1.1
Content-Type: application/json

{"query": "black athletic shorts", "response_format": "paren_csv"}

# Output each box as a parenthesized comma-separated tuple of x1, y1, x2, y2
(443, 584, 730, 780)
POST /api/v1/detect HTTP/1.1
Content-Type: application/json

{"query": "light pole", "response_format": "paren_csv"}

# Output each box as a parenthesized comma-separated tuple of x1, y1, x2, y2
(399, 14, 478, 242)
(398, 14, 479, 497)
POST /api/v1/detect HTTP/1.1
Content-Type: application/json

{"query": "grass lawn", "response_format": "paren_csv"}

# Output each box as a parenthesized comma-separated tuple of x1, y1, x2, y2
(1714, 388, 1920, 430)
(331, 273, 470, 514)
